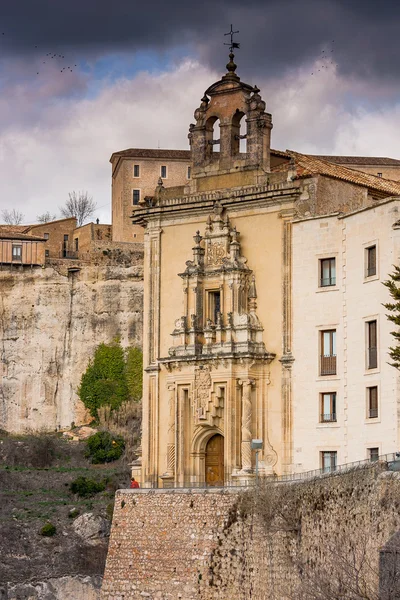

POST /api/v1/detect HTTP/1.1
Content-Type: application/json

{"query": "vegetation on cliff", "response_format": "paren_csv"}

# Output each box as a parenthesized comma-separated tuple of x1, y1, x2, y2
(384, 265, 400, 370)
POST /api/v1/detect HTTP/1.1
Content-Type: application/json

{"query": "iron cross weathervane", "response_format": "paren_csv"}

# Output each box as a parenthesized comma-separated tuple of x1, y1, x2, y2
(224, 24, 240, 53)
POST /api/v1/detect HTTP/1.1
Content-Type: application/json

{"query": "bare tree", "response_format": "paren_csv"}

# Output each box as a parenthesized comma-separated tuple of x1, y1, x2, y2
(1, 209, 25, 225)
(36, 211, 57, 223)
(59, 191, 96, 227)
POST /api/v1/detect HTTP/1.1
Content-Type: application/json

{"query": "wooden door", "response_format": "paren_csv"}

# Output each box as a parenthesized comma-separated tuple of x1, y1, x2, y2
(205, 434, 224, 486)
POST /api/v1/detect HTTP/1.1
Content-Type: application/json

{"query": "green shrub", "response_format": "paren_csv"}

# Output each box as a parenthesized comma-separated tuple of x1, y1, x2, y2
(78, 339, 129, 418)
(85, 431, 125, 464)
(70, 476, 106, 497)
(126, 347, 143, 402)
(40, 522, 56, 537)
(68, 508, 80, 519)
(106, 502, 114, 520)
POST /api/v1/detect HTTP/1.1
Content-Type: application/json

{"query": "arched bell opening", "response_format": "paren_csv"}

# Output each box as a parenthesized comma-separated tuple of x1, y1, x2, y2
(205, 115, 220, 159)
(232, 109, 247, 155)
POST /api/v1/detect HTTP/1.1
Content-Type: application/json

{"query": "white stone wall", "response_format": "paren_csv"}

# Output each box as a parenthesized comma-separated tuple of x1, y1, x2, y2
(292, 198, 400, 472)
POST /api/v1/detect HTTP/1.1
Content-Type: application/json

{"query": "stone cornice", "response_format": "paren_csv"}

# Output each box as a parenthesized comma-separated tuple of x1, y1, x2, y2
(132, 182, 301, 226)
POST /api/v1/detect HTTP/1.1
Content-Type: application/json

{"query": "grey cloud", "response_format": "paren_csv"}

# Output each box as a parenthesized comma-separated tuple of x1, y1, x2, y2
(0, 0, 399, 82)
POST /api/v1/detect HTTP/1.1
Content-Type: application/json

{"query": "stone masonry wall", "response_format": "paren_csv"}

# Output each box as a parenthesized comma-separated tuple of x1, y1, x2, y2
(0, 261, 143, 433)
(101, 465, 400, 599)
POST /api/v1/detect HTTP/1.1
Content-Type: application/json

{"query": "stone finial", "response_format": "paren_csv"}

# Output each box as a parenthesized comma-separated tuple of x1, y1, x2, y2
(193, 231, 202, 246)
(248, 275, 257, 311)
(226, 52, 237, 73)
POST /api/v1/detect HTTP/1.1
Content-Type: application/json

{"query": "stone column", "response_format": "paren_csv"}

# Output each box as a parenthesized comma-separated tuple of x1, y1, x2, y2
(239, 379, 254, 472)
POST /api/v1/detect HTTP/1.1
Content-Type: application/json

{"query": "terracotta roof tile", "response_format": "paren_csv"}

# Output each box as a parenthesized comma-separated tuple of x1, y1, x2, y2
(312, 155, 400, 166)
(0, 225, 30, 234)
(287, 150, 400, 196)
(110, 148, 191, 161)
(0, 232, 46, 241)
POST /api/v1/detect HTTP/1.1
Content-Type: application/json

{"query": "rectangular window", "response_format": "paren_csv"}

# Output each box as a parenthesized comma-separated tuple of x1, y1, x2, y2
(160, 165, 167, 179)
(12, 245, 22, 261)
(320, 330, 337, 375)
(321, 451, 337, 472)
(366, 245, 376, 277)
(369, 447, 379, 462)
(43, 233, 49, 240)
(366, 320, 378, 369)
(132, 189, 140, 205)
(320, 392, 337, 422)
(133, 164, 140, 177)
(377, 173, 382, 178)
(207, 290, 221, 324)
(45, 249, 50, 258)
(64, 234, 69, 241)
(187, 166, 191, 179)
(75, 238, 79, 252)
(367, 386, 378, 418)
(319, 257, 336, 287)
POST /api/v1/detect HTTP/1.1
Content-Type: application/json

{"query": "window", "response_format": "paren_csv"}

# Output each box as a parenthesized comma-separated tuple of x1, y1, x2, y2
(12, 245, 22, 261)
(133, 164, 140, 177)
(207, 290, 221, 323)
(160, 165, 167, 179)
(367, 386, 378, 418)
(43, 233, 49, 240)
(187, 166, 191, 179)
(377, 173, 382, 178)
(64, 234, 69, 241)
(133, 189, 140, 205)
(320, 393, 337, 422)
(321, 451, 337, 472)
(45, 249, 50, 258)
(369, 447, 379, 462)
(75, 238, 79, 252)
(320, 330, 337, 375)
(366, 320, 378, 369)
(319, 257, 336, 287)
(366, 245, 376, 277)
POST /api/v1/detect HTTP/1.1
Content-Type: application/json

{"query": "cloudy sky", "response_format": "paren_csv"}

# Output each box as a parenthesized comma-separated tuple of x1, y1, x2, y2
(0, 0, 399, 224)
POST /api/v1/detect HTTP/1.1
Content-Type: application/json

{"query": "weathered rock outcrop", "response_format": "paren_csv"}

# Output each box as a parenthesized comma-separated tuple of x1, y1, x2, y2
(0, 262, 143, 433)
(2, 575, 102, 600)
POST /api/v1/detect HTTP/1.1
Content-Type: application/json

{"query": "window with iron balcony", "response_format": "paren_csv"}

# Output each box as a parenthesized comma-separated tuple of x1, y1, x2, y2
(320, 392, 337, 422)
(320, 329, 337, 375)
(367, 386, 378, 418)
(366, 320, 378, 369)
(321, 451, 337, 472)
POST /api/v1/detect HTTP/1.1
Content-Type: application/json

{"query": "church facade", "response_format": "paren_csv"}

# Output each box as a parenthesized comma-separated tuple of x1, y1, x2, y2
(131, 53, 400, 485)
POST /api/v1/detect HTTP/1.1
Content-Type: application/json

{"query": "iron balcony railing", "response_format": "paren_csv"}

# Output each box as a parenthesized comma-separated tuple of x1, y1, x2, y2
(320, 354, 337, 375)
(320, 413, 337, 423)
(367, 347, 378, 369)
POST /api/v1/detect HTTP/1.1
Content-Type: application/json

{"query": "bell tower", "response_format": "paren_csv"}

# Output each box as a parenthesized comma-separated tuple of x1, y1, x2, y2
(189, 48, 273, 178)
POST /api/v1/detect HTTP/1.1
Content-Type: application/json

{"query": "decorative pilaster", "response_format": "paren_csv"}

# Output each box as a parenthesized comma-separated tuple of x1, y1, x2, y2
(164, 384, 176, 478)
(239, 379, 254, 472)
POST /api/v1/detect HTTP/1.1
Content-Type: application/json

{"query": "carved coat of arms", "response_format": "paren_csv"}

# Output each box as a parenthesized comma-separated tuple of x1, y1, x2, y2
(206, 243, 226, 267)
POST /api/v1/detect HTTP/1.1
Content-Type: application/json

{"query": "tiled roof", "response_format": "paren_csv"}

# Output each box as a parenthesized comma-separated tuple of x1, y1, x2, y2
(312, 155, 400, 166)
(110, 148, 192, 161)
(287, 150, 400, 196)
(0, 225, 30, 234)
(0, 232, 46, 241)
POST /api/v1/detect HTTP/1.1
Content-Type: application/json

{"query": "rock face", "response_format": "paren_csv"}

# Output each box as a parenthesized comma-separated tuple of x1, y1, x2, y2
(72, 513, 110, 545)
(0, 262, 143, 433)
(3, 575, 102, 600)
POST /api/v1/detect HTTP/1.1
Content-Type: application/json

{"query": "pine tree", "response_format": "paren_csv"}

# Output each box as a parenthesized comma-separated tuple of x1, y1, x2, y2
(383, 265, 400, 369)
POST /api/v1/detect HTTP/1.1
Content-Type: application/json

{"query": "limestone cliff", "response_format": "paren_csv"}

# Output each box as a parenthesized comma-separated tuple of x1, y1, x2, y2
(0, 262, 143, 433)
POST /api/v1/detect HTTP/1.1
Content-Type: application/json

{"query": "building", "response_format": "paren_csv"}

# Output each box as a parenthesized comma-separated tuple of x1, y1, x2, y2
(0, 231, 47, 266)
(128, 52, 400, 486)
(292, 198, 400, 472)
(110, 148, 192, 243)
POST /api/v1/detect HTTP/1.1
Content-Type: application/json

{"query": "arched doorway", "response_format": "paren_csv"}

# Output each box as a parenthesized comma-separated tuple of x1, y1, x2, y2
(205, 434, 224, 486)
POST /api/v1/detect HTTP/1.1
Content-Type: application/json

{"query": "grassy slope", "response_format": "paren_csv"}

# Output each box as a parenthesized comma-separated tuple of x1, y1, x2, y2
(0, 434, 130, 586)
